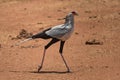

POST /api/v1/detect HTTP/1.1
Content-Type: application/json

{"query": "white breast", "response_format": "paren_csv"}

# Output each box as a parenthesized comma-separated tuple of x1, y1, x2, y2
(59, 26, 74, 41)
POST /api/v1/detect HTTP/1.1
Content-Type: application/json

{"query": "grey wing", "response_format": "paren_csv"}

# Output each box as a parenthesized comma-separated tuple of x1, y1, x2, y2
(45, 24, 68, 39)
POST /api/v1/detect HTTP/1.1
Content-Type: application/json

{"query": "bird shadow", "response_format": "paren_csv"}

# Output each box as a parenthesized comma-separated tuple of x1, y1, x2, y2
(29, 70, 72, 74)
(9, 70, 72, 74)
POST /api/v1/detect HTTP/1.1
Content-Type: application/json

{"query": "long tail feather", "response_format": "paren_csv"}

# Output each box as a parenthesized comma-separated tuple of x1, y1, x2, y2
(15, 38, 33, 46)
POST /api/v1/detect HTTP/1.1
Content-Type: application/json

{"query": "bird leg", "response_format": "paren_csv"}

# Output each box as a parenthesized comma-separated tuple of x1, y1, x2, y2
(38, 48, 46, 72)
(59, 41, 70, 72)
(38, 38, 59, 72)
(59, 41, 65, 54)
(60, 54, 70, 72)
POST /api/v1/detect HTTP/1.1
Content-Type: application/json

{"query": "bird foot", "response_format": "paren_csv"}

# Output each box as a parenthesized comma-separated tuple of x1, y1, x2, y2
(37, 66, 42, 72)
(67, 69, 71, 73)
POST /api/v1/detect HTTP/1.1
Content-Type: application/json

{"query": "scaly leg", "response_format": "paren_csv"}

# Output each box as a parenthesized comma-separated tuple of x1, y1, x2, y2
(38, 38, 59, 72)
(59, 41, 70, 72)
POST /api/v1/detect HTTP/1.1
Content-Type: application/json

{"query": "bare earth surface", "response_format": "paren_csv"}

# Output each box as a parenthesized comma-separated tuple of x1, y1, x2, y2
(0, 0, 120, 80)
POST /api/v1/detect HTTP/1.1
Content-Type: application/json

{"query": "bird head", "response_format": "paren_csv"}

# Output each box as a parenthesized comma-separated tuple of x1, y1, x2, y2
(64, 11, 78, 22)
(71, 11, 78, 16)
(60, 11, 78, 20)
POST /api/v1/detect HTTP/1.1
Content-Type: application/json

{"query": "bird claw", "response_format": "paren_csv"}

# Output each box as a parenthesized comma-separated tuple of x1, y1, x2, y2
(37, 66, 42, 72)
(67, 69, 71, 73)
(67, 70, 70, 73)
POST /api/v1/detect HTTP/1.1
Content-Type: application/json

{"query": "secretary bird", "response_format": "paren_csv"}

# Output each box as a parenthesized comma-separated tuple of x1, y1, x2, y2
(16, 11, 78, 72)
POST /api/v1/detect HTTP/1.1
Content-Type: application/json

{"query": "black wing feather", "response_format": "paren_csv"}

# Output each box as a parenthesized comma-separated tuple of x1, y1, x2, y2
(31, 28, 52, 39)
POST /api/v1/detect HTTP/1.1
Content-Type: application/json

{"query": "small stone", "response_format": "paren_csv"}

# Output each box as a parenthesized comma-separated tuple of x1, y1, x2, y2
(8, 35, 12, 38)
(57, 9, 62, 12)
(85, 39, 103, 45)
(89, 16, 97, 19)
(116, 73, 119, 75)
(75, 32, 79, 35)
(85, 11, 91, 13)
(37, 22, 43, 24)
(104, 66, 109, 68)
(10, 45, 14, 48)
(24, 8, 27, 10)
(47, 16, 52, 18)
(89, 66, 94, 69)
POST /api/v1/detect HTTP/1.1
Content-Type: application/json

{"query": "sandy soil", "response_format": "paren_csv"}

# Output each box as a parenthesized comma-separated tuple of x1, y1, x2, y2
(0, 0, 120, 80)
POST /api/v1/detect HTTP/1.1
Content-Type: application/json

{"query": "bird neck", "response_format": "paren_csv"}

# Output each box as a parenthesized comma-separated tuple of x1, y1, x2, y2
(65, 16, 74, 27)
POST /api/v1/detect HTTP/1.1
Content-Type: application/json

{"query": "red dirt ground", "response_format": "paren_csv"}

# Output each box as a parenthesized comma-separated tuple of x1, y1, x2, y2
(0, 0, 120, 80)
